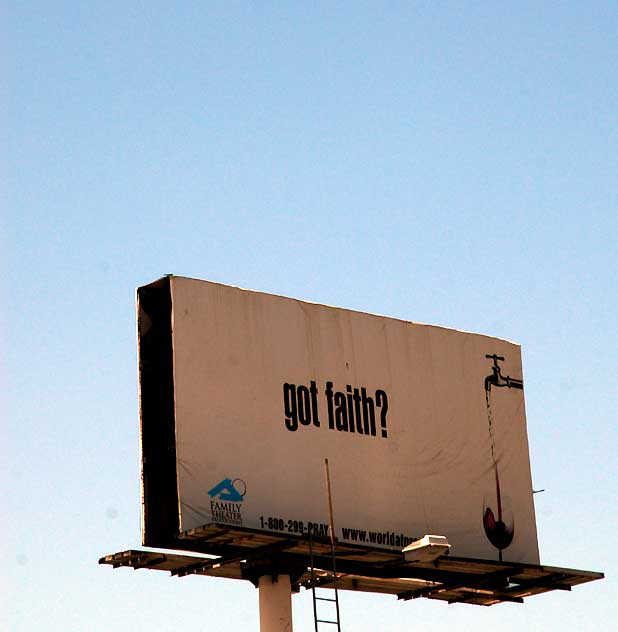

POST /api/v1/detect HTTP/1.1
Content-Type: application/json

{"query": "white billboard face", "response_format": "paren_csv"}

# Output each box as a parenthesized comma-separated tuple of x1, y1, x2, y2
(143, 276, 539, 564)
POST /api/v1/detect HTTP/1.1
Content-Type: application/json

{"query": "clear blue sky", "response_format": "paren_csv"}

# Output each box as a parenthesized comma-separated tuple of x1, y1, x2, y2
(5, 2, 616, 630)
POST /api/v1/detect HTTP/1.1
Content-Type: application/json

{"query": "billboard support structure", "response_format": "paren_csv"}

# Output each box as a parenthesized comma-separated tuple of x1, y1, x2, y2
(258, 575, 293, 632)
(242, 553, 306, 632)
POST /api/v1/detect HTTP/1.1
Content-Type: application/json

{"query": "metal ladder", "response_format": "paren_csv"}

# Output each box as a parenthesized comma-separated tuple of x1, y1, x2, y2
(309, 534, 342, 632)
(310, 458, 342, 631)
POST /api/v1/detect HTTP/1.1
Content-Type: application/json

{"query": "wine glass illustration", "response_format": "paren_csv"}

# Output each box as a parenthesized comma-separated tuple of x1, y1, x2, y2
(483, 493, 514, 562)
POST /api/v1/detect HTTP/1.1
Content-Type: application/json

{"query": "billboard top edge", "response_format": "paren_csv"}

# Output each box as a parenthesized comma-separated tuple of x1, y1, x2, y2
(137, 275, 171, 293)
(138, 274, 521, 347)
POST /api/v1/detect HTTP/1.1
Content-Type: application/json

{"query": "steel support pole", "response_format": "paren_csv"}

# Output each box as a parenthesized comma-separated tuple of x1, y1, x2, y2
(258, 574, 293, 632)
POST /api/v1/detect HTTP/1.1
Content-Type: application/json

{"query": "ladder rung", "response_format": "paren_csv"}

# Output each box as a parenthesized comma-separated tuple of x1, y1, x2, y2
(316, 597, 337, 602)
(317, 620, 338, 624)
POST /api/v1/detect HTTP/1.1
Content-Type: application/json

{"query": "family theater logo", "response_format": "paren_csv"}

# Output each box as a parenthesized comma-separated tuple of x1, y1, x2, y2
(208, 478, 246, 526)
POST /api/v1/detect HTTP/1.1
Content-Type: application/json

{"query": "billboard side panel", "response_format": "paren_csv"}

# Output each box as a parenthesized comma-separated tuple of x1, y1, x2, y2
(167, 277, 539, 563)
(137, 277, 179, 547)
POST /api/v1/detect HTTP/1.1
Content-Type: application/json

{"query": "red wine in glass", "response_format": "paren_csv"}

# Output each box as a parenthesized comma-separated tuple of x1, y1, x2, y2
(483, 490, 514, 561)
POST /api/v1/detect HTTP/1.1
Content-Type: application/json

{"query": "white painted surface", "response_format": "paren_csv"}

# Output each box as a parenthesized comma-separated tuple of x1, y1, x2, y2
(159, 276, 538, 563)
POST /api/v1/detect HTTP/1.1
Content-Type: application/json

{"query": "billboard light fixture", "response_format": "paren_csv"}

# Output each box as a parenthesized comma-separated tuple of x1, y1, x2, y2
(402, 535, 451, 563)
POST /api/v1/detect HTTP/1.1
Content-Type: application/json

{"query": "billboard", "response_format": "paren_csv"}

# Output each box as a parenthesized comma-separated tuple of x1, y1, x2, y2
(138, 276, 539, 564)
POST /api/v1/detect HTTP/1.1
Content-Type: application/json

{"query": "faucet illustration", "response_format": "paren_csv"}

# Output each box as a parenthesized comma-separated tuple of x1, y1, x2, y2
(482, 354, 524, 561)
(484, 354, 523, 392)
